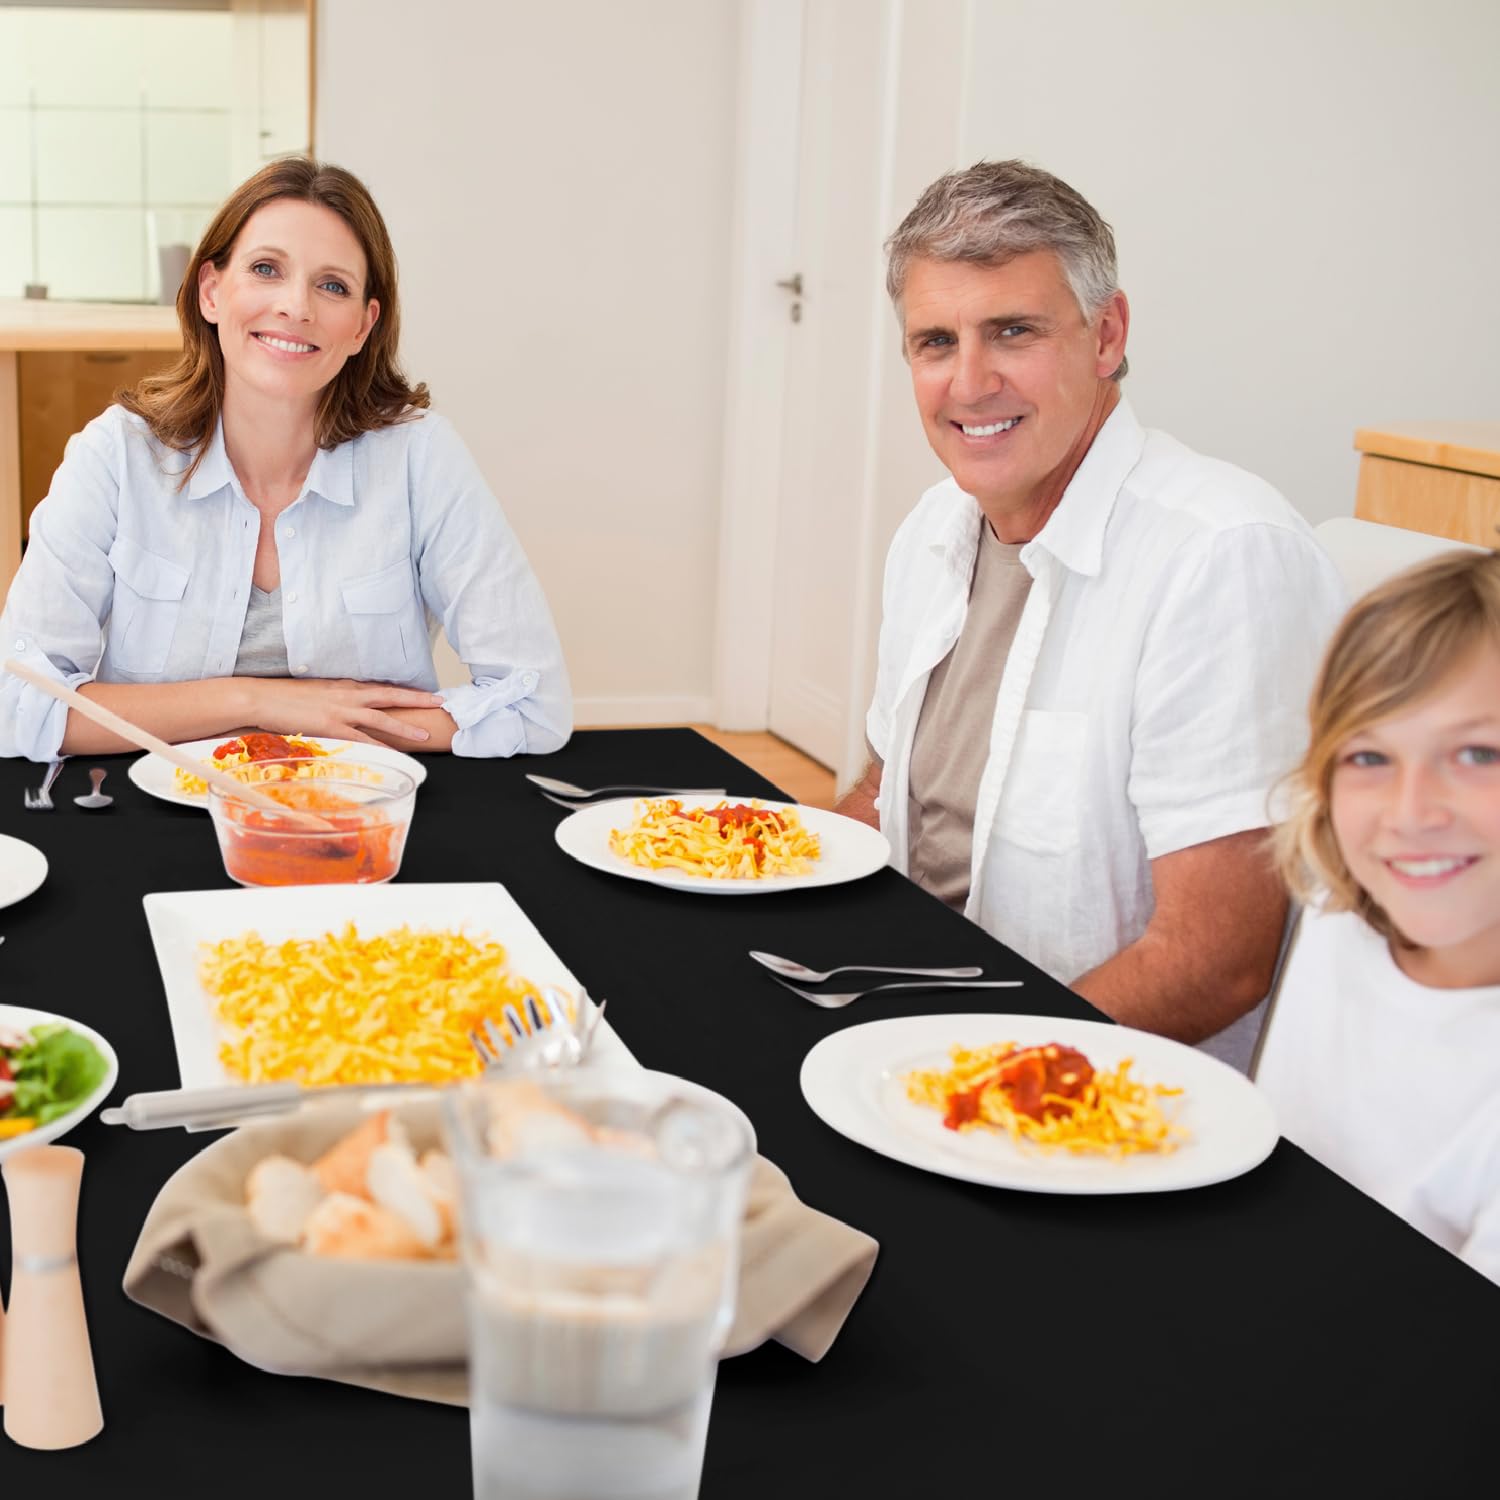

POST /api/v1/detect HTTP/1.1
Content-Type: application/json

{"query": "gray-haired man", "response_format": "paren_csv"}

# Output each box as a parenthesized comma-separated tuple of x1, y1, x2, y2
(837, 160, 1345, 1047)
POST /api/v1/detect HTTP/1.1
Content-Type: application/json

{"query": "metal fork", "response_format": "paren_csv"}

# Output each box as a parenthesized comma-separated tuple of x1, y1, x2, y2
(767, 975, 1024, 1010)
(22, 758, 65, 811)
(469, 989, 607, 1071)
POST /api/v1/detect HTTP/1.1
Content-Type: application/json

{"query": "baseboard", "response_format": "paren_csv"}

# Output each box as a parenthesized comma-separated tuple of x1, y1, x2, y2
(574, 695, 717, 727)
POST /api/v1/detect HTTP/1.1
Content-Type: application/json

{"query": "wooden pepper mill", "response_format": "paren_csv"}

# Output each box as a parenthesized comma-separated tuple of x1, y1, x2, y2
(2, 1145, 103, 1448)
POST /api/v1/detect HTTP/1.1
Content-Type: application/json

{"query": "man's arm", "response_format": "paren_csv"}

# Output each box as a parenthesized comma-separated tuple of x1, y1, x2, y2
(834, 757, 882, 828)
(1072, 827, 1286, 1043)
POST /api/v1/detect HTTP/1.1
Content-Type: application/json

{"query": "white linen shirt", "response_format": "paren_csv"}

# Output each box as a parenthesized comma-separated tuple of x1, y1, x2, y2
(1257, 908, 1500, 1286)
(0, 404, 571, 761)
(867, 399, 1346, 985)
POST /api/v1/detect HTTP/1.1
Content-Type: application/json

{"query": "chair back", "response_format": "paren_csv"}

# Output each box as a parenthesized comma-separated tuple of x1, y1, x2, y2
(1313, 517, 1489, 601)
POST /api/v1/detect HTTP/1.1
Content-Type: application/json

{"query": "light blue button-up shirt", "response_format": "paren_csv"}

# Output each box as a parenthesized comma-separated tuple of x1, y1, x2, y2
(0, 404, 571, 761)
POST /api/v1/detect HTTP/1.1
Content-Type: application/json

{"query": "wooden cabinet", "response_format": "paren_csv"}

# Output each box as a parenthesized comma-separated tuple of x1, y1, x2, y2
(1354, 422, 1500, 548)
(19, 350, 177, 535)
(0, 298, 180, 589)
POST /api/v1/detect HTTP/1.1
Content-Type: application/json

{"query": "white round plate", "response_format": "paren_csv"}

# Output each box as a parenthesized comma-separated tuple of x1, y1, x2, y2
(127, 737, 429, 810)
(800, 1013, 1279, 1194)
(0, 833, 48, 910)
(0, 1002, 119, 1161)
(553, 795, 892, 895)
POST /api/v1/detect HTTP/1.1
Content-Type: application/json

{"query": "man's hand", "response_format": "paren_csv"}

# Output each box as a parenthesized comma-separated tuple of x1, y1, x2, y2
(1072, 828, 1287, 1043)
(243, 678, 447, 745)
(835, 757, 882, 828)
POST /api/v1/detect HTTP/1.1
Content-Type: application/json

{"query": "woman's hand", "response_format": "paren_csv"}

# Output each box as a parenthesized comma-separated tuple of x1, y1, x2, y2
(243, 677, 447, 744)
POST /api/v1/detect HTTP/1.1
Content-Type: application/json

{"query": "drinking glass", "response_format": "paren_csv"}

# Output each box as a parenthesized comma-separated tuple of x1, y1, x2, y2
(444, 1069, 754, 1500)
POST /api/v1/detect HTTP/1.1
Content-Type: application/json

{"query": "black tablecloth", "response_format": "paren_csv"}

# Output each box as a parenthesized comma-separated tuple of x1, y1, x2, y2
(0, 730, 1492, 1495)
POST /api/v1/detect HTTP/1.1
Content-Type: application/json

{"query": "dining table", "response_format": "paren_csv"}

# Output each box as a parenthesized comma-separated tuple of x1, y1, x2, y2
(0, 727, 1493, 1496)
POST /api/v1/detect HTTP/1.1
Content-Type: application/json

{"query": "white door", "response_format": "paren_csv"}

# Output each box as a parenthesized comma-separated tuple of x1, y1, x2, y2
(765, 0, 890, 772)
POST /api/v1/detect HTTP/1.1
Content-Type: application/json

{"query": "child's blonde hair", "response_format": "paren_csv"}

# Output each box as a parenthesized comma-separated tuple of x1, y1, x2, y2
(1275, 549, 1500, 940)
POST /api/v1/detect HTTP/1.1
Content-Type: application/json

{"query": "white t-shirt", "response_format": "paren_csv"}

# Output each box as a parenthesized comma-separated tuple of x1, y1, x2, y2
(867, 398, 1347, 985)
(1257, 907, 1500, 1286)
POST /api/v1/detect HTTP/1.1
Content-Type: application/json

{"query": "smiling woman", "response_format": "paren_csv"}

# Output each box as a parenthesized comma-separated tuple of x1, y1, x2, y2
(0, 158, 571, 762)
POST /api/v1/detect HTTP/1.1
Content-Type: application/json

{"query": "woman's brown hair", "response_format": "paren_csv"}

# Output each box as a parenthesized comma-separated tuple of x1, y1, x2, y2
(118, 157, 429, 483)
(1274, 549, 1500, 941)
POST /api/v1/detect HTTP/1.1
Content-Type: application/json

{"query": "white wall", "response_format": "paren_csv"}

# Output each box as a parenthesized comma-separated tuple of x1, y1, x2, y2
(957, 0, 1500, 523)
(316, 0, 739, 724)
(314, 0, 1498, 750)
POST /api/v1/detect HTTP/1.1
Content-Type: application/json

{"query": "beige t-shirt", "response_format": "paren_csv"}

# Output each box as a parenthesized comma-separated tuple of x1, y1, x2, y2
(907, 521, 1032, 909)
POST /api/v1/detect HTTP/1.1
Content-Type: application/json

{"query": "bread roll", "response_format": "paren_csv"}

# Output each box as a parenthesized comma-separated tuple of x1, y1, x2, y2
(366, 1142, 444, 1249)
(302, 1191, 430, 1260)
(311, 1110, 391, 1197)
(245, 1154, 323, 1244)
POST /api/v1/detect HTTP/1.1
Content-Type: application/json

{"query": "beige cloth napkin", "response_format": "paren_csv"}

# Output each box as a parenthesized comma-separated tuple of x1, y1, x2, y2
(123, 1098, 878, 1406)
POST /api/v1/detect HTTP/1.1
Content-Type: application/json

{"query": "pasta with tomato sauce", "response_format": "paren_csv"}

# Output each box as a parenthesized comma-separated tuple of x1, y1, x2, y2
(905, 1041, 1187, 1157)
(609, 798, 822, 879)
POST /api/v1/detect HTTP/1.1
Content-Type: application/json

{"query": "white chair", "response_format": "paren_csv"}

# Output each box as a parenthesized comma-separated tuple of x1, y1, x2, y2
(1313, 516, 1490, 601)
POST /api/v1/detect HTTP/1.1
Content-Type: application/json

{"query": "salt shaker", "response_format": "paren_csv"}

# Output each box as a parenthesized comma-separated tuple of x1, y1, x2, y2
(2, 1145, 103, 1448)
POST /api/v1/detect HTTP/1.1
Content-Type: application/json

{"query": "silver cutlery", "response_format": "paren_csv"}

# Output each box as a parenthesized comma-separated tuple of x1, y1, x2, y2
(749, 950, 984, 984)
(526, 774, 729, 802)
(101, 1079, 424, 1131)
(469, 987, 606, 1072)
(73, 767, 113, 809)
(768, 974, 1024, 1009)
(22, 759, 65, 811)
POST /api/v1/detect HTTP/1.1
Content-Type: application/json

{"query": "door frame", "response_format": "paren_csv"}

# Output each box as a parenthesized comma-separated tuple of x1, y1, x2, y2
(713, 0, 969, 789)
(713, 0, 903, 789)
(711, 0, 806, 736)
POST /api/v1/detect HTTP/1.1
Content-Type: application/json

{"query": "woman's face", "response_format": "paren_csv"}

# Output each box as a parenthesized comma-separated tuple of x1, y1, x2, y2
(198, 198, 379, 413)
(1330, 641, 1500, 987)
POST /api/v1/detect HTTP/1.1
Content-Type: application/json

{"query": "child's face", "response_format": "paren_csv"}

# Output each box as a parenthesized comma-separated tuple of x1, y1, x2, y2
(1331, 642, 1500, 987)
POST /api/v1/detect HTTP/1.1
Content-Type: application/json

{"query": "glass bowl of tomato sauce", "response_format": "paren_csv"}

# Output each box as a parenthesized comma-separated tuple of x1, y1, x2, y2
(207, 757, 417, 886)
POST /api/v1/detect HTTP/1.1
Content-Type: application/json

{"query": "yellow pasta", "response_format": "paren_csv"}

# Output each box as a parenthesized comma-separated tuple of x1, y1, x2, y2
(199, 923, 548, 1086)
(171, 735, 363, 796)
(905, 1041, 1187, 1158)
(609, 798, 821, 879)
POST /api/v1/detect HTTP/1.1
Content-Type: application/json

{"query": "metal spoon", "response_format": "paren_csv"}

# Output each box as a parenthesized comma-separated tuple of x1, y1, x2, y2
(73, 767, 113, 809)
(526, 774, 727, 801)
(749, 949, 984, 983)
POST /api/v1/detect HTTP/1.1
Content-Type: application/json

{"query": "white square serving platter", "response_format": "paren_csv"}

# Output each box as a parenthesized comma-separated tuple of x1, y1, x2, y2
(141, 881, 631, 1090)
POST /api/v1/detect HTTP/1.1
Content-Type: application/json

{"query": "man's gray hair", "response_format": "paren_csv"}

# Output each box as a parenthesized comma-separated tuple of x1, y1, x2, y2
(885, 159, 1128, 379)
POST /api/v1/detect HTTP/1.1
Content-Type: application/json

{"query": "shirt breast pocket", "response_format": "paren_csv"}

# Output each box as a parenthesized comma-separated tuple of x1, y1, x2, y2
(994, 709, 1087, 855)
(107, 536, 190, 675)
(340, 558, 418, 679)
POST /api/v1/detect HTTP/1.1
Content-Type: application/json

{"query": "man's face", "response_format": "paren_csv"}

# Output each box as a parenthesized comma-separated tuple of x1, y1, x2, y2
(900, 251, 1128, 537)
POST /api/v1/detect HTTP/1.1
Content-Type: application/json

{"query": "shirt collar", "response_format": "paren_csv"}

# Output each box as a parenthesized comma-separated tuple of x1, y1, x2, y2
(303, 438, 354, 507)
(1023, 397, 1146, 579)
(926, 397, 1147, 581)
(184, 417, 233, 499)
(184, 416, 355, 507)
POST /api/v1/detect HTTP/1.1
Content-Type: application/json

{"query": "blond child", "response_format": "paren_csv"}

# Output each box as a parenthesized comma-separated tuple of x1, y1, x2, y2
(1259, 550, 1500, 1285)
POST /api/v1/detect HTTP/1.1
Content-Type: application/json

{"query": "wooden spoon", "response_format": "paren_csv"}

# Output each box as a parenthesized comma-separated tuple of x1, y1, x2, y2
(2, 658, 335, 830)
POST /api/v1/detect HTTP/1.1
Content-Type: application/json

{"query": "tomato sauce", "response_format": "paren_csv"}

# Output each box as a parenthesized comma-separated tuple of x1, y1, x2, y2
(675, 803, 788, 871)
(213, 732, 300, 762)
(942, 1043, 1095, 1130)
(219, 784, 403, 886)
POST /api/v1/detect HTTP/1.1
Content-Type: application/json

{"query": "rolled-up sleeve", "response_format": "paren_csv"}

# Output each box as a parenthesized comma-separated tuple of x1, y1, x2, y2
(1128, 523, 1347, 860)
(0, 418, 121, 761)
(409, 417, 571, 757)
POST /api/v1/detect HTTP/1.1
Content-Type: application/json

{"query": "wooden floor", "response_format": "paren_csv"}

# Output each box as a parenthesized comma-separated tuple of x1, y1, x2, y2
(584, 724, 837, 808)
(686, 726, 837, 808)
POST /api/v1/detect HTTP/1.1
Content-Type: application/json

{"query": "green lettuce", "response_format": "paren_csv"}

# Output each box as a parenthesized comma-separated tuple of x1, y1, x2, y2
(9, 1024, 109, 1125)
